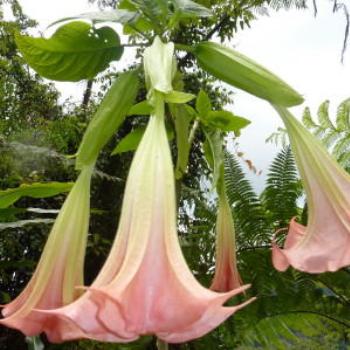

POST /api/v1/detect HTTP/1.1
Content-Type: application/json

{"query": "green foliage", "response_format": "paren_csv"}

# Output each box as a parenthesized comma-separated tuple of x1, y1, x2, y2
(0, 182, 73, 208)
(111, 126, 146, 154)
(205, 110, 250, 135)
(224, 152, 269, 245)
(16, 21, 124, 81)
(240, 312, 346, 349)
(262, 146, 301, 228)
(49, 9, 137, 27)
(302, 98, 350, 168)
(0, 16, 61, 135)
(2, 1, 349, 350)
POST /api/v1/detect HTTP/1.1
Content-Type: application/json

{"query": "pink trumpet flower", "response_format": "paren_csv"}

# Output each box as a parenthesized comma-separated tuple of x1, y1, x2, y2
(0, 165, 93, 336)
(272, 105, 350, 273)
(43, 93, 255, 344)
(210, 189, 243, 292)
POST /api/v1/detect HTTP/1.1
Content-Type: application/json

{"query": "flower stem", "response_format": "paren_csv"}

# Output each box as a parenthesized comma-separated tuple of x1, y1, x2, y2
(157, 339, 169, 350)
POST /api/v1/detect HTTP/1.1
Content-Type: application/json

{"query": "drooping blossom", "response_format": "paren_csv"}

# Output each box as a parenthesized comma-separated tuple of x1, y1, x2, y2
(272, 105, 350, 273)
(0, 165, 93, 336)
(36, 36, 254, 344)
(210, 188, 243, 292)
(42, 92, 254, 344)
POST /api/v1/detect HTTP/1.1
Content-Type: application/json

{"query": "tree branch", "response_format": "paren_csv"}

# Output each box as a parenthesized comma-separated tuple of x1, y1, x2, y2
(82, 79, 93, 109)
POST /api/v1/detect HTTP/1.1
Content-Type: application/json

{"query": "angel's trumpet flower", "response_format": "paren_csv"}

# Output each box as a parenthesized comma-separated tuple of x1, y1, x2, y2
(272, 106, 350, 273)
(0, 165, 93, 336)
(43, 92, 254, 344)
(210, 189, 242, 292)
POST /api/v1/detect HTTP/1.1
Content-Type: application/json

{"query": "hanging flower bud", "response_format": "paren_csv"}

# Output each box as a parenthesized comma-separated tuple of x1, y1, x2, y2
(211, 189, 243, 292)
(143, 36, 175, 94)
(272, 106, 350, 273)
(193, 41, 304, 107)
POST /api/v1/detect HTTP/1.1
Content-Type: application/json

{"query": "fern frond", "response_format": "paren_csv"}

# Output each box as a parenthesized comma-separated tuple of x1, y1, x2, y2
(224, 152, 269, 245)
(336, 98, 350, 131)
(262, 146, 301, 228)
(302, 107, 317, 129)
(240, 312, 348, 349)
(332, 134, 350, 159)
(317, 100, 334, 129)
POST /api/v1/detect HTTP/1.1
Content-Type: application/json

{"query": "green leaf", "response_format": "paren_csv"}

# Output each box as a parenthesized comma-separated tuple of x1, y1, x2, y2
(0, 182, 73, 209)
(76, 70, 139, 168)
(128, 100, 153, 115)
(111, 127, 145, 155)
(171, 0, 212, 18)
(196, 89, 212, 117)
(49, 9, 138, 27)
(206, 111, 251, 135)
(16, 21, 123, 81)
(112, 125, 174, 155)
(165, 91, 195, 104)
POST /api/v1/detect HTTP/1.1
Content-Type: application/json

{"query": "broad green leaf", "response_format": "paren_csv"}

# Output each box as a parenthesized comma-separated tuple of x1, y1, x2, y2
(49, 9, 138, 27)
(194, 42, 304, 107)
(16, 21, 123, 82)
(112, 125, 174, 155)
(76, 70, 139, 168)
(0, 182, 73, 209)
(196, 89, 212, 117)
(172, 0, 212, 17)
(121, 0, 168, 34)
(111, 127, 145, 155)
(317, 100, 333, 129)
(119, 0, 155, 34)
(128, 100, 152, 115)
(165, 91, 195, 104)
(206, 111, 251, 136)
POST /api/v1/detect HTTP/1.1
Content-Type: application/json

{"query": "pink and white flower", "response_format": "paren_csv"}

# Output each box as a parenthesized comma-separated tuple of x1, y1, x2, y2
(272, 105, 350, 273)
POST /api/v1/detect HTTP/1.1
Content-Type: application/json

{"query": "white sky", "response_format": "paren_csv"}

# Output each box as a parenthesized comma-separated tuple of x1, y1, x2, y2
(15, 0, 350, 191)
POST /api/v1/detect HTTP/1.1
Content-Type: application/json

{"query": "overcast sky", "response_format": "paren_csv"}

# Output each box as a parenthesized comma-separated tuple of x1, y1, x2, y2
(14, 0, 350, 191)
